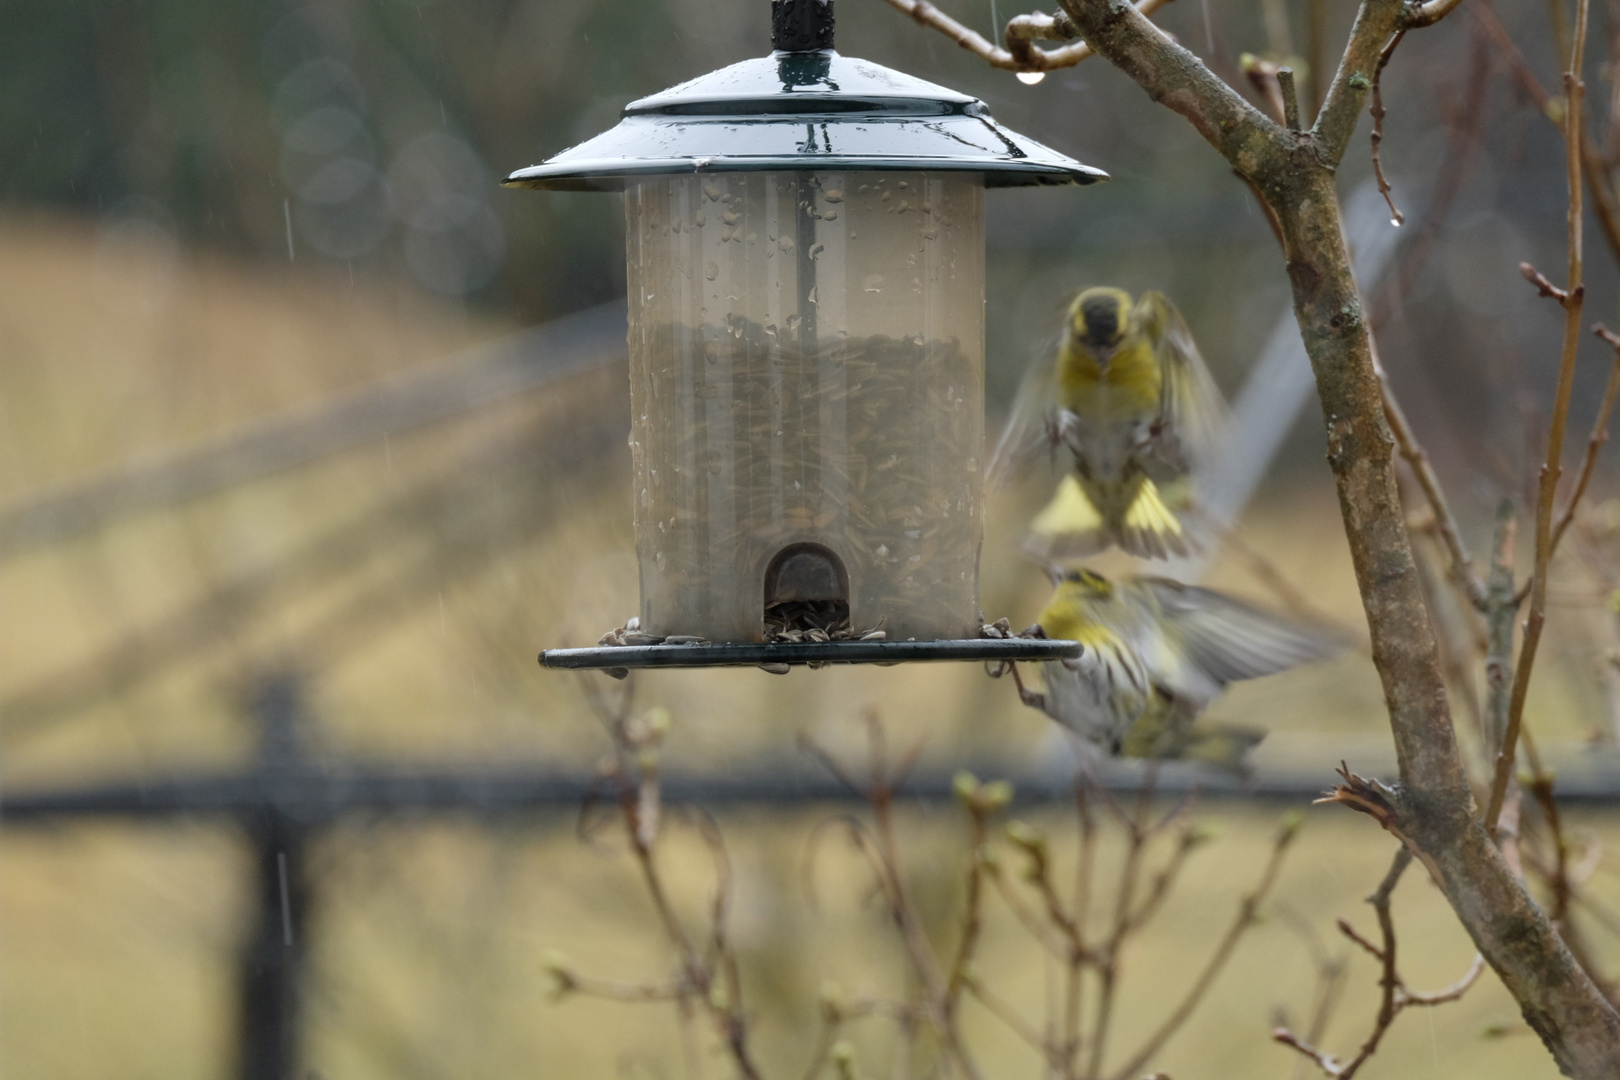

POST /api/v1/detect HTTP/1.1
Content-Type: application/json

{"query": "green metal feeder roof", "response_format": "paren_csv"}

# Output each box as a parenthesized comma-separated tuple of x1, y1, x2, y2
(504, 49, 1107, 192)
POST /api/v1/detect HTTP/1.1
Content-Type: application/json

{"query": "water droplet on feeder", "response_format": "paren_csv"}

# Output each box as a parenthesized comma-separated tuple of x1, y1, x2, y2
(1390, 217, 1403, 227)
(704, 182, 721, 201)
(694, 210, 706, 227)
(824, 189, 844, 203)
(823, 209, 837, 221)
(1017, 70, 1046, 84)
(705, 261, 719, 280)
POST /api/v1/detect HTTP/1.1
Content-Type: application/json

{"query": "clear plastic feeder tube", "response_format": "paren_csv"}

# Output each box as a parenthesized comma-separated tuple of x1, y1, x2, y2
(625, 170, 986, 643)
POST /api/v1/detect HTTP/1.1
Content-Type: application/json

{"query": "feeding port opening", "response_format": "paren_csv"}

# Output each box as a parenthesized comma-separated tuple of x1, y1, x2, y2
(764, 542, 851, 639)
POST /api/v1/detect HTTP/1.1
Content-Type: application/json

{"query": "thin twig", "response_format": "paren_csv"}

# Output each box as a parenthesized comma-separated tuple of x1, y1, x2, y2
(1489, 291, 1587, 825)
(1279, 65, 1303, 130)
(986, 865, 1073, 957)
(1521, 262, 1573, 304)
(1355, 848, 1412, 1077)
(552, 969, 689, 1002)
(1401, 954, 1487, 1006)
(946, 794, 994, 1010)
(1407, 0, 1468, 28)
(1070, 779, 1100, 1075)
(1123, 827, 1208, 934)
(1336, 916, 1386, 962)
(1547, 325, 1620, 553)
(1485, 0, 1593, 832)
(881, 0, 1174, 73)
(1369, 31, 1408, 225)
(1371, 24, 1491, 330)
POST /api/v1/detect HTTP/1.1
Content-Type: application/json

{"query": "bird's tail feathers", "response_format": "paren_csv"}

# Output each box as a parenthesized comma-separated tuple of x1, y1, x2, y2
(1024, 474, 1109, 560)
(1119, 477, 1197, 559)
(1024, 475, 1202, 562)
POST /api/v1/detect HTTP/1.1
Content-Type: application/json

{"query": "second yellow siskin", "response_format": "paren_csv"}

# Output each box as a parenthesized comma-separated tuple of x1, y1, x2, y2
(1010, 569, 1344, 772)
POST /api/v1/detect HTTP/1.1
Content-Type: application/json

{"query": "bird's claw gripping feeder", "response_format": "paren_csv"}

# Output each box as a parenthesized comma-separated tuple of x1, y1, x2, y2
(512, 0, 1103, 672)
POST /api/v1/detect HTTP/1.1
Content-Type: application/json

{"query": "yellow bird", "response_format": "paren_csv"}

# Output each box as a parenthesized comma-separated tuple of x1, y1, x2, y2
(1009, 569, 1344, 772)
(990, 288, 1226, 560)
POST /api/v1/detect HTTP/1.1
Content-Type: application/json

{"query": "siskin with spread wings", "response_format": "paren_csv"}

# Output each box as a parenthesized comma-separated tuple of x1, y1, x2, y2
(989, 287, 1227, 560)
(1009, 569, 1344, 772)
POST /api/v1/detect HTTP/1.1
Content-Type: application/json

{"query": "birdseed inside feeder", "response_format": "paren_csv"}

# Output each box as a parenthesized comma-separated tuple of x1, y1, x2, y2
(511, 0, 1105, 671)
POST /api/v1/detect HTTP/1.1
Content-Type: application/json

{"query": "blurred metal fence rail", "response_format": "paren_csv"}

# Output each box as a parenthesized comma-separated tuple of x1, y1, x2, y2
(14, 755, 1620, 824)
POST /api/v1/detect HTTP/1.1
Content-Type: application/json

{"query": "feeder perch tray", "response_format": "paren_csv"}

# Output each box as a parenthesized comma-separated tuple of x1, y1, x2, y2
(540, 637, 1081, 672)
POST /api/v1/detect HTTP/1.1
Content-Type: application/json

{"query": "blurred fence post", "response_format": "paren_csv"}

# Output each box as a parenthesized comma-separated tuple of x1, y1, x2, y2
(237, 675, 313, 1080)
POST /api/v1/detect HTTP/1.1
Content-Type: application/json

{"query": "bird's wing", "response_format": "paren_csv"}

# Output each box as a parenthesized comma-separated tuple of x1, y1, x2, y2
(987, 337, 1064, 492)
(1136, 578, 1346, 702)
(1137, 292, 1228, 474)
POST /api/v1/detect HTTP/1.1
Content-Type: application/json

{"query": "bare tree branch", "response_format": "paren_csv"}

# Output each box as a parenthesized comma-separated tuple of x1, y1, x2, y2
(1486, 2, 1592, 827)
(1313, 0, 1408, 163)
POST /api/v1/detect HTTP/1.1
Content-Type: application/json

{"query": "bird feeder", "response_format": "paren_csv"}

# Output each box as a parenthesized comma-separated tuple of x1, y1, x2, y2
(513, 0, 1103, 671)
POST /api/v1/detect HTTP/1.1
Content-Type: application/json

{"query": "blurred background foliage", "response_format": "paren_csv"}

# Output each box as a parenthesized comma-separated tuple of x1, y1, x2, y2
(2, 0, 1619, 1077)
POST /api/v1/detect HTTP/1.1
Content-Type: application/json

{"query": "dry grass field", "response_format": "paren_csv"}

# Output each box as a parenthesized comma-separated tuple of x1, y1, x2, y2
(2, 213, 1616, 1079)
